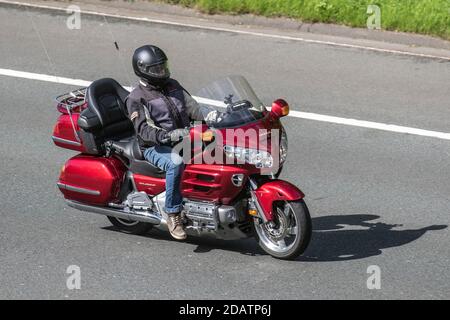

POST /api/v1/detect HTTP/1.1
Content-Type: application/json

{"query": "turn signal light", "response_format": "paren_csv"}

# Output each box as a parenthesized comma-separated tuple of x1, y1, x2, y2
(270, 99, 290, 118)
(248, 209, 258, 216)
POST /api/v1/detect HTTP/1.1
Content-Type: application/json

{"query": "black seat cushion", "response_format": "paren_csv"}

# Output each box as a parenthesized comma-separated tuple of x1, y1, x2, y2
(78, 78, 135, 148)
(111, 137, 165, 178)
(130, 160, 165, 178)
(110, 137, 144, 160)
(86, 78, 130, 123)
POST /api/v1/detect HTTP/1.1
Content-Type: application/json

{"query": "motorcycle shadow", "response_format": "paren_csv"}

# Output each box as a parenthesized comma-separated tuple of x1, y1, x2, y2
(299, 214, 447, 262)
(102, 214, 447, 262)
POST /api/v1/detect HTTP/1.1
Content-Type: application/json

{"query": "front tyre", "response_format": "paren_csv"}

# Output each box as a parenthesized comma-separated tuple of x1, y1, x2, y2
(107, 216, 153, 235)
(253, 200, 312, 260)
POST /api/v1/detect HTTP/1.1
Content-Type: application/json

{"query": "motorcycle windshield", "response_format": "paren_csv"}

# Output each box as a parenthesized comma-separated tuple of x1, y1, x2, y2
(195, 76, 267, 128)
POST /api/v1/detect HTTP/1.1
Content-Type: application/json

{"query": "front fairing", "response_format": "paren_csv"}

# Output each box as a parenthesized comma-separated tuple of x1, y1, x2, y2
(218, 113, 283, 151)
(189, 115, 284, 175)
(191, 75, 286, 174)
(195, 75, 267, 129)
(220, 114, 285, 175)
(194, 75, 283, 151)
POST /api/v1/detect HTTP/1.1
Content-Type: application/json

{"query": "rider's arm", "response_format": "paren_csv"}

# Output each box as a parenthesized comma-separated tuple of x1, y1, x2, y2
(183, 90, 223, 123)
(183, 91, 205, 121)
(127, 97, 168, 146)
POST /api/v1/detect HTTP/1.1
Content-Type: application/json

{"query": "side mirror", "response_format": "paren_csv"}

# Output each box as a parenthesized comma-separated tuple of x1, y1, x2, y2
(270, 99, 290, 118)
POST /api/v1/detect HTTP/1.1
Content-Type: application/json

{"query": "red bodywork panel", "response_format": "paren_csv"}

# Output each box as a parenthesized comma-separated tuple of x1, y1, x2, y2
(254, 180, 305, 220)
(181, 164, 248, 204)
(132, 164, 250, 204)
(133, 174, 166, 196)
(52, 113, 84, 152)
(217, 114, 282, 152)
(58, 155, 126, 205)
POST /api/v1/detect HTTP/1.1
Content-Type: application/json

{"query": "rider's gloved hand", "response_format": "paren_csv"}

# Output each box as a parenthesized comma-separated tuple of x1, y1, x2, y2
(161, 128, 190, 145)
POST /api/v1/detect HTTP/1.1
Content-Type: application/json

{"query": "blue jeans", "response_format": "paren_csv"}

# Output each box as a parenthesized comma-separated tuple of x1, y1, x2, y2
(143, 146, 185, 214)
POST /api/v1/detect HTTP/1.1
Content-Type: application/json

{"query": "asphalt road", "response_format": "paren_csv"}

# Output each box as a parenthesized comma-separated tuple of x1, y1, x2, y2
(0, 4, 449, 299)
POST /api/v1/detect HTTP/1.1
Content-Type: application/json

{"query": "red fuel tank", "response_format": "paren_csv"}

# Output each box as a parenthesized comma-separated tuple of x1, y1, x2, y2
(57, 155, 126, 205)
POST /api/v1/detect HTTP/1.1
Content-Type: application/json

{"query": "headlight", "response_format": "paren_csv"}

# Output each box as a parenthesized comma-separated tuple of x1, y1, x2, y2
(223, 145, 273, 168)
(280, 127, 288, 164)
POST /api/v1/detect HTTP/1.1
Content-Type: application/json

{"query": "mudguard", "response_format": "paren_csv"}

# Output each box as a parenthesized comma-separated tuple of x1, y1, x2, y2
(254, 180, 305, 221)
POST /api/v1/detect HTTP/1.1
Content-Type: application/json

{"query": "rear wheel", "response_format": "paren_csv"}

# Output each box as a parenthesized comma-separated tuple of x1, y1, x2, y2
(253, 200, 312, 260)
(107, 216, 153, 235)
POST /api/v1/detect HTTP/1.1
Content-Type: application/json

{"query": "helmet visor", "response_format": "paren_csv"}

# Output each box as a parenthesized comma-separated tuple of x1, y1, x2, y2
(137, 60, 170, 78)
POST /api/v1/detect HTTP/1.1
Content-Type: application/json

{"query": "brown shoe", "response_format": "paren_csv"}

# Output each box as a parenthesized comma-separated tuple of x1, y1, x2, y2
(167, 213, 187, 240)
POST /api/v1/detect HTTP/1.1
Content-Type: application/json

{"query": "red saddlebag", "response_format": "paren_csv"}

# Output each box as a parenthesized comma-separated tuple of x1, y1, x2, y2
(57, 155, 126, 205)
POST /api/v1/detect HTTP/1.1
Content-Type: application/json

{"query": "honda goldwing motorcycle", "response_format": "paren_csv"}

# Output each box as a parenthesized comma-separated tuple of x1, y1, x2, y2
(52, 75, 311, 260)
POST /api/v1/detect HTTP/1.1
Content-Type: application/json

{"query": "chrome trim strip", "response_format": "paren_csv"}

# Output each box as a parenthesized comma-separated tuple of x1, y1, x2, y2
(250, 190, 269, 223)
(52, 136, 82, 147)
(65, 200, 161, 225)
(248, 177, 268, 223)
(127, 171, 138, 191)
(57, 182, 101, 196)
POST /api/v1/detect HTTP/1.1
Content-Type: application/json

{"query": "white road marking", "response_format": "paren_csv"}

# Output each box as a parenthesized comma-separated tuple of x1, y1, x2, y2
(1, 67, 449, 141)
(0, 68, 92, 87)
(288, 110, 450, 140)
(1, 0, 450, 62)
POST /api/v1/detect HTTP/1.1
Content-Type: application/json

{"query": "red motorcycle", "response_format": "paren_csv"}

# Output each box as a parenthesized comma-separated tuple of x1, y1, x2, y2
(52, 76, 311, 260)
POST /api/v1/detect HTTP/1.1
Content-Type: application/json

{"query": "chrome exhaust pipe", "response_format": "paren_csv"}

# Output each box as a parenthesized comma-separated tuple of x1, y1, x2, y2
(66, 200, 162, 225)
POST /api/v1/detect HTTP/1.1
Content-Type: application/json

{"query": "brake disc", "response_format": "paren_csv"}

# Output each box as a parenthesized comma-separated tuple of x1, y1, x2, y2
(263, 208, 289, 242)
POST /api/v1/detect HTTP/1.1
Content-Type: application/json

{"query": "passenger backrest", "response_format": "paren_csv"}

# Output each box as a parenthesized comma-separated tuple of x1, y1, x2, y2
(78, 78, 135, 154)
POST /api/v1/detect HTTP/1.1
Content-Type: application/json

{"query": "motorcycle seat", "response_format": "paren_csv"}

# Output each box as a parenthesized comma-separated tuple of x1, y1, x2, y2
(110, 137, 144, 160)
(110, 137, 166, 179)
(78, 78, 135, 153)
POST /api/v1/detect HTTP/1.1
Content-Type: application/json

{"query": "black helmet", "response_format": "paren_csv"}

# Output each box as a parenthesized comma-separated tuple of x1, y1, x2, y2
(132, 45, 170, 86)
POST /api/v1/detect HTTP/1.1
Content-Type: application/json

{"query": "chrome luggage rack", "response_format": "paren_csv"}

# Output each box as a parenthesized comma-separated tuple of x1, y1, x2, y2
(55, 88, 87, 111)
(54, 88, 88, 145)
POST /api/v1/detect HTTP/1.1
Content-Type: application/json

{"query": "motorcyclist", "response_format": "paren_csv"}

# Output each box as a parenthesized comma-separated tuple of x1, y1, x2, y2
(126, 45, 221, 240)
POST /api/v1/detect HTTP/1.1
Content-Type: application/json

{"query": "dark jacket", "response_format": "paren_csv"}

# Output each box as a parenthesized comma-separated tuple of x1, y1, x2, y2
(126, 79, 206, 147)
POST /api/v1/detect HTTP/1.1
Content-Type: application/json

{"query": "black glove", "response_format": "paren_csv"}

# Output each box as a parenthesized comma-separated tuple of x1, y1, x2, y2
(161, 128, 190, 145)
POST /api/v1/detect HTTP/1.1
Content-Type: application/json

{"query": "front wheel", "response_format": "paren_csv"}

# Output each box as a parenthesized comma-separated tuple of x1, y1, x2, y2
(107, 216, 153, 235)
(253, 200, 312, 260)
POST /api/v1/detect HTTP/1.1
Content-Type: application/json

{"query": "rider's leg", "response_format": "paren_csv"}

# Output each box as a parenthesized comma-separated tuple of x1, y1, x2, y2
(143, 145, 186, 240)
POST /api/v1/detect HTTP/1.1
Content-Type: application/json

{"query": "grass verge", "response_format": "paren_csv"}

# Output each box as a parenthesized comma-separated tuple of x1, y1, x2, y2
(160, 0, 450, 40)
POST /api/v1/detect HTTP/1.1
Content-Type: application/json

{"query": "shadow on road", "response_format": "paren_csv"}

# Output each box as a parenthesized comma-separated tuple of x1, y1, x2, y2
(299, 214, 446, 262)
(102, 214, 447, 262)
